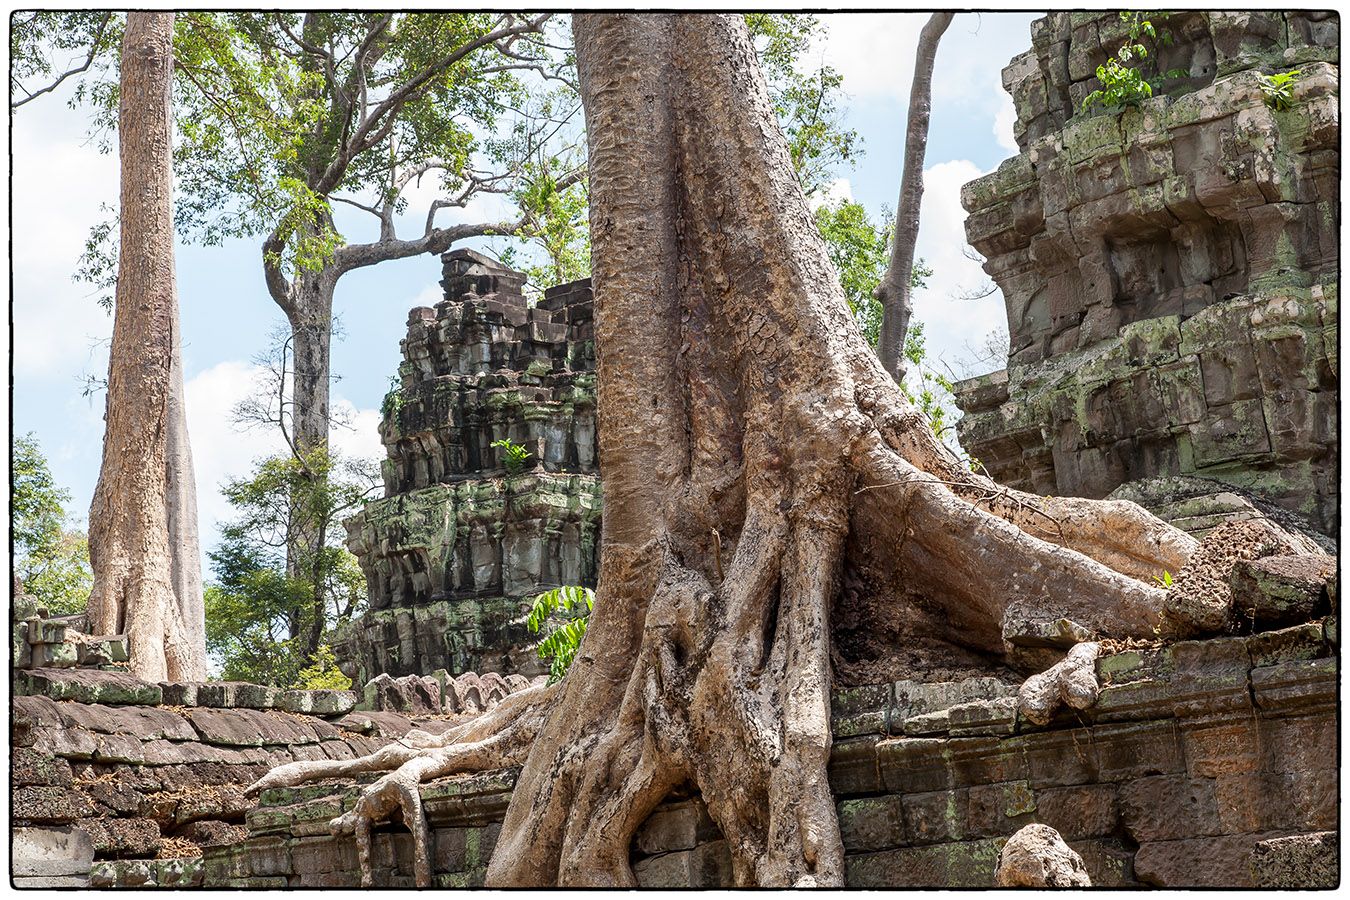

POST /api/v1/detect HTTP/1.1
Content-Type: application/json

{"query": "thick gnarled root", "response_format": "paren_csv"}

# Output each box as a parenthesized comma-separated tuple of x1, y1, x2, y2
(1016, 641, 1101, 726)
(245, 683, 554, 887)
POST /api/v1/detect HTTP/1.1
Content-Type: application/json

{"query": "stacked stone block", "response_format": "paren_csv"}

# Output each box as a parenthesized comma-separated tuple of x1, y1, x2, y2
(338, 249, 601, 681)
(214, 621, 1336, 887)
(10, 663, 500, 888)
(953, 12, 1338, 533)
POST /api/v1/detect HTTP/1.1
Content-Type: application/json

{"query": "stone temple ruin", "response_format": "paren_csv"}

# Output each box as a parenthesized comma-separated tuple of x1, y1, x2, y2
(9, 12, 1339, 889)
(336, 250, 600, 682)
(953, 11, 1339, 537)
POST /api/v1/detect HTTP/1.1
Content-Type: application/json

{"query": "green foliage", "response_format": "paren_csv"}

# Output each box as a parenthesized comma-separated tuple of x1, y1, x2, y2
(10, 11, 119, 108)
(1081, 12, 1185, 113)
(205, 445, 373, 686)
(813, 198, 931, 347)
(901, 322, 957, 440)
(491, 438, 531, 475)
(1256, 69, 1301, 111)
(294, 644, 353, 690)
(746, 14, 860, 197)
(12, 434, 92, 615)
(380, 375, 406, 420)
(66, 13, 557, 294)
(1152, 569, 1174, 588)
(526, 585, 594, 683)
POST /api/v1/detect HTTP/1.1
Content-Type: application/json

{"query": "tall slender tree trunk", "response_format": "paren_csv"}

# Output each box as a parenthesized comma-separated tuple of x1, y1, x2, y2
(876, 12, 954, 383)
(165, 312, 205, 665)
(249, 14, 1214, 887)
(87, 11, 205, 682)
(286, 262, 338, 459)
(281, 260, 338, 659)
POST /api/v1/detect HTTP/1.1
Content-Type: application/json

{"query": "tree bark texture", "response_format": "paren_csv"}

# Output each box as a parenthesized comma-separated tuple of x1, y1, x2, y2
(87, 11, 205, 682)
(876, 12, 954, 383)
(165, 308, 206, 665)
(248, 13, 1261, 887)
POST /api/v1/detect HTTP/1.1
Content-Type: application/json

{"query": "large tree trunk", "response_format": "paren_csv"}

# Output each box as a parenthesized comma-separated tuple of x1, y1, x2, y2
(165, 311, 206, 665)
(876, 12, 954, 383)
(87, 11, 205, 683)
(248, 14, 1216, 887)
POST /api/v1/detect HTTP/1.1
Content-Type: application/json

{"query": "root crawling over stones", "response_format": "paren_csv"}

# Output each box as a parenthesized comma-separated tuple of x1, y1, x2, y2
(1016, 642, 1101, 726)
(245, 683, 554, 887)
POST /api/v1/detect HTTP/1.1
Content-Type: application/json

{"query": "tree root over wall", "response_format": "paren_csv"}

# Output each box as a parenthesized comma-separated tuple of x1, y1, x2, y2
(248, 13, 1329, 888)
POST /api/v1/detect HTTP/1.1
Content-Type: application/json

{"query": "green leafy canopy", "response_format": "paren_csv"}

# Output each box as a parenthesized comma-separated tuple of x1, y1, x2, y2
(12, 434, 93, 616)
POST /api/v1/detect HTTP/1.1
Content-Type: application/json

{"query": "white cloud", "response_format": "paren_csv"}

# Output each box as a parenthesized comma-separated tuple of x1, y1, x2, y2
(183, 360, 385, 552)
(12, 105, 119, 379)
(994, 91, 1019, 154)
(910, 159, 1007, 377)
(809, 177, 855, 212)
(820, 13, 926, 102)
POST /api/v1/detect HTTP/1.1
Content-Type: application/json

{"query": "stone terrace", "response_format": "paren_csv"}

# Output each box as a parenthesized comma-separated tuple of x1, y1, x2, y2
(209, 622, 1336, 888)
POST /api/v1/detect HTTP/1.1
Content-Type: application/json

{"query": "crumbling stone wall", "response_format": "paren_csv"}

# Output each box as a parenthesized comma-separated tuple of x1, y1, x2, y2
(9, 602, 539, 889)
(337, 250, 601, 682)
(954, 12, 1338, 533)
(208, 621, 1338, 887)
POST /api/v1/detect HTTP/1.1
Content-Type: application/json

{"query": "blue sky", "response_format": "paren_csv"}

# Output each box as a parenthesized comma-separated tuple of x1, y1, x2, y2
(10, 12, 1038, 572)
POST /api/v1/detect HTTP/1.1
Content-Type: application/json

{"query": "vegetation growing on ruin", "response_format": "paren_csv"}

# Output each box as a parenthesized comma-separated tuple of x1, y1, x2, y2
(526, 585, 595, 682)
(1081, 12, 1185, 112)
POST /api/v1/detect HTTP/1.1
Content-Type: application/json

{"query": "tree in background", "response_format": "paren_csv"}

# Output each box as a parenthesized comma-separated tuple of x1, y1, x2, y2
(876, 12, 955, 382)
(814, 199, 961, 441)
(13, 12, 207, 663)
(205, 447, 373, 686)
(13, 435, 94, 616)
(86, 11, 205, 681)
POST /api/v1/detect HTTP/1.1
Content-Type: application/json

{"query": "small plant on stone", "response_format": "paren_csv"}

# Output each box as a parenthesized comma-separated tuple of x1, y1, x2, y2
(1256, 69, 1301, 111)
(491, 438, 532, 475)
(1081, 12, 1186, 113)
(527, 585, 595, 683)
(1152, 569, 1174, 588)
(380, 375, 405, 419)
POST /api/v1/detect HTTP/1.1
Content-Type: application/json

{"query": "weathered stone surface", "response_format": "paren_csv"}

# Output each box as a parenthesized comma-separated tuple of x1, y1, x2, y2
(1250, 831, 1338, 888)
(1135, 831, 1292, 887)
(177, 820, 249, 848)
(995, 823, 1092, 887)
(846, 837, 1007, 887)
(1231, 554, 1335, 630)
(275, 688, 357, 717)
(336, 252, 601, 681)
(1119, 775, 1221, 842)
(18, 667, 163, 705)
(79, 817, 163, 856)
(954, 12, 1338, 533)
(837, 795, 907, 853)
(632, 841, 733, 888)
(11, 785, 97, 823)
(633, 799, 720, 856)
(12, 747, 74, 787)
(12, 826, 94, 878)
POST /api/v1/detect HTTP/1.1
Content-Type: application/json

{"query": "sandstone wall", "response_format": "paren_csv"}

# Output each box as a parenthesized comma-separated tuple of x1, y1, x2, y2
(208, 622, 1337, 888)
(954, 12, 1338, 533)
(337, 250, 601, 681)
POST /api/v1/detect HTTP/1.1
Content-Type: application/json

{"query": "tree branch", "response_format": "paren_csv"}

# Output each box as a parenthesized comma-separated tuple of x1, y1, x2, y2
(12, 11, 112, 110)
